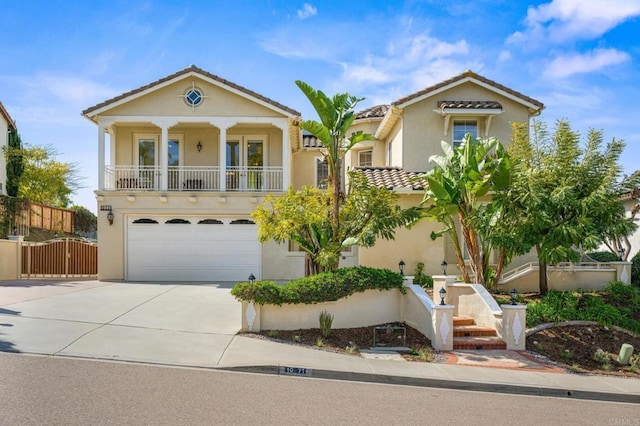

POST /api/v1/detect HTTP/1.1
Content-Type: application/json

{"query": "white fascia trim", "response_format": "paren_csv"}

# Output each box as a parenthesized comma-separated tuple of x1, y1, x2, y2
(374, 107, 402, 139)
(352, 141, 376, 150)
(99, 116, 289, 128)
(396, 76, 541, 112)
(85, 71, 297, 121)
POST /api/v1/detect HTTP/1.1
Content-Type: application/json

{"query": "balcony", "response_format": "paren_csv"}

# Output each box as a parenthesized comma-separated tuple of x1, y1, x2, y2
(104, 165, 284, 192)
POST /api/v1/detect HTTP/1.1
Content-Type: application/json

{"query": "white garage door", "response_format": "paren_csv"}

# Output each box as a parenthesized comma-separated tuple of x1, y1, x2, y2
(127, 217, 260, 282)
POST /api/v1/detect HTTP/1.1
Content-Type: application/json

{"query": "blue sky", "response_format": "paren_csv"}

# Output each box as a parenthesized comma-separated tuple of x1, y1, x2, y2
(1, 0, 639, 212)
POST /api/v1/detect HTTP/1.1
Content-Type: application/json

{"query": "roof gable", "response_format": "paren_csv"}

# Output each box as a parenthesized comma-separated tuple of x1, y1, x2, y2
(0, 101, 16, 130)
(82, 65, 300, 120)
(393, 70, 544, 113)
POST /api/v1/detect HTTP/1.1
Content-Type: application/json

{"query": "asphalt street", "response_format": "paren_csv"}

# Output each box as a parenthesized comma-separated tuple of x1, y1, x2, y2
(1, 352, 638, 426)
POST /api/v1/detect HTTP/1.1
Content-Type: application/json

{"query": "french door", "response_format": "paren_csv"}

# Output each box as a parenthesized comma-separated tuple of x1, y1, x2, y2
(134, 134, 182, 190)
(226, 135, 266, 190)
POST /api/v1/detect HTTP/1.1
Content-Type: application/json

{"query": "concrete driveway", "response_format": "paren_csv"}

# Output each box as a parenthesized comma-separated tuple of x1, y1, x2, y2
(0, 280, 242, 367)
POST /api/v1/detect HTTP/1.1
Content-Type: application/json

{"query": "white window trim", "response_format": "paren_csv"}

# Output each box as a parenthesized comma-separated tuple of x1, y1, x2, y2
(452, 119, 479, 148)
(358, 149, 373, 167)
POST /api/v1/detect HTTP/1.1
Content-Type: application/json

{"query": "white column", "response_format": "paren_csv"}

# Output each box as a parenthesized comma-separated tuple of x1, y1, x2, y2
(218, 126, 227, 192)
(98, 120, 105, 190)
(278, 119, 290, 191)
(160, 125, 169, 191)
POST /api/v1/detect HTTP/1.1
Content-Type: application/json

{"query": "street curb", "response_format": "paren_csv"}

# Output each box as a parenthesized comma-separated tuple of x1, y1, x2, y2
(218, 364, 640, 404)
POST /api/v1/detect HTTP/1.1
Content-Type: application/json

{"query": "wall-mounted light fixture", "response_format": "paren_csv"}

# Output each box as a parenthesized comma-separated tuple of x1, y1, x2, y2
(107, 209, 114, 226)
(248, 273, 255, 285)
(440, 260, 447, 275)
(398, 259, 405, 276)
(197, 141, 202, 152)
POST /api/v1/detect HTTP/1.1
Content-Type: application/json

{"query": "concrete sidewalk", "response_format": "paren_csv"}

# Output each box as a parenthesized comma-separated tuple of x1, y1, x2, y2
(1, 280, 638, 403)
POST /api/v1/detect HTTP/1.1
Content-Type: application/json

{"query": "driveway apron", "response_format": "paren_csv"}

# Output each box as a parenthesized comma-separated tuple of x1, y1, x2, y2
(0, 281, 241, 367)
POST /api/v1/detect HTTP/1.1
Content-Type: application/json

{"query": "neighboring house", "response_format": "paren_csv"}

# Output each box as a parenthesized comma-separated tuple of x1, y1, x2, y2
(0, 101, 17, 196)
(621, 188, 640, 259)
(85, 66, 543, 282)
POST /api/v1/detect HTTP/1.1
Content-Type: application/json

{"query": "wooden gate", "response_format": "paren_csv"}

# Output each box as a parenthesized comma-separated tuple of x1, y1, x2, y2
(22, 238, 98, 278)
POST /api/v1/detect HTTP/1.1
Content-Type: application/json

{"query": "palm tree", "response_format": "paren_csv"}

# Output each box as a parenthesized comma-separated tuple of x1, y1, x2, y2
(295, 81, 374, 239)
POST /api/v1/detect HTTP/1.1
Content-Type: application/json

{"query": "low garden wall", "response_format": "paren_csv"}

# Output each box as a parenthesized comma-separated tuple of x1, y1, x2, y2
(0, 238, 20, 280)
(242, 289, 403, 332)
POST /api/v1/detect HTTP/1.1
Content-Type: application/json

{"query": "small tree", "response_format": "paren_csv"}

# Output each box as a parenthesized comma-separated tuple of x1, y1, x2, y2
(253, 171, 419, 274)
(4, 129, 24, 196)
(71, 205, 97, 237)
(9, 144, 83, 207)
(505, 120, 634, 294)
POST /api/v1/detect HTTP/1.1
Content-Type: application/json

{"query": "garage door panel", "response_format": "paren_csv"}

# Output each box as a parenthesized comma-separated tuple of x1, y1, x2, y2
(127, 218, 260, 282)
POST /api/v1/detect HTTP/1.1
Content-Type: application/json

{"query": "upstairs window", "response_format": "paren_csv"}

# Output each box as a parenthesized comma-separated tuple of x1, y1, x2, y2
(315, 157, 343, 189)
(453, 120, 478, 148)
(358, 150, 372, 167)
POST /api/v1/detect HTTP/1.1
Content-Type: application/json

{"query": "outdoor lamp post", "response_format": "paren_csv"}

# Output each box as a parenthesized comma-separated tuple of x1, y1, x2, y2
(399, 260, 405, 276)
(440, 260, 447, 275)
(248, 273, 255, 285)
(439, 287, 447, 305)
(510, 288, 518, 305)
(618, 247, 625, 260)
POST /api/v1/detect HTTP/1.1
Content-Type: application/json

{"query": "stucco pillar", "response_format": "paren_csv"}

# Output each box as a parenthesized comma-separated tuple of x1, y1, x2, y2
(432, 275, 456, 306)
(431, 304, 454, 351)
(98, 120, 105, 190)
(241, 301, 261, 332)
(614, 261, 632, 284)
(501, 304, 527, 350)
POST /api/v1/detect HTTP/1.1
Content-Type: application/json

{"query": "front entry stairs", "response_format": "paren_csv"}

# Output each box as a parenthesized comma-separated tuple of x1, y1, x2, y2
(453, 316, 506, 350)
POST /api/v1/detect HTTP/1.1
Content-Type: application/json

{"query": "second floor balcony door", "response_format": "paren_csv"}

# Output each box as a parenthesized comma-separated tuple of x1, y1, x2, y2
(137, 137, 157, 190)
(226, 135, 265, 191)
(135, 134, 183, 190)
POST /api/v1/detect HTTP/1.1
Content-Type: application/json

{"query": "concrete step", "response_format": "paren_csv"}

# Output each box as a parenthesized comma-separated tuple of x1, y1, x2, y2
(453, 336, 507, 350)
(453, 325, 497, 337)
(453, 316, 475, 326)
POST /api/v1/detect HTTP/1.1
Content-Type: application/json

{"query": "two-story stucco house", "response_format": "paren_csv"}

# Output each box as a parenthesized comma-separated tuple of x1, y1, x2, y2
(0, 101, 17, 196)
(84, 66, 543, 282)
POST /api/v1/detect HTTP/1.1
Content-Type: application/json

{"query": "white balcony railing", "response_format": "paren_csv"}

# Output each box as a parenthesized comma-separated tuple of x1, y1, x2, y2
(104, 165, 283, 192)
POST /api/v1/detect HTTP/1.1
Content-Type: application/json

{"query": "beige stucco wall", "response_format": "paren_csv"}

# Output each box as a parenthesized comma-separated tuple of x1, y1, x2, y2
(96, 191, 283, 281)
(254, 289, 403, 331)
(387, 120, 403, 168)
(291, 149, 322, 189)
(359, 193, 445, 277)
(0, 115, 8, 193)
(0, 239, 20, 280)
(104, 78, 285, 118)
(401, 82, 532, 173)
(499, 268, 618, 293)
(113, 125, 284, 168)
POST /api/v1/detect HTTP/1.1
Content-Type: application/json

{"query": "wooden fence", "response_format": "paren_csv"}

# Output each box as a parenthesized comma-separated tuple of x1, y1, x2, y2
(28, 202, 74, 234)
(21, 238, 97, 278)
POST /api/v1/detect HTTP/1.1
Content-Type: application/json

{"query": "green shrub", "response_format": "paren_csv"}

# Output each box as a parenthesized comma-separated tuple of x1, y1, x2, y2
(586, 251, 621, 262)
(412, 262, 434, 288)
(319, 310, 333, 338)
(230, 266, 405, 305)
(632, 251, 640, 287)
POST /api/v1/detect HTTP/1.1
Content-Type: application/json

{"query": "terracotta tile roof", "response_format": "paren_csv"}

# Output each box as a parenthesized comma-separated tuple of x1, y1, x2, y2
(355, 104, 389, 119)
(83, 65, 301, 117)
(393, 70, 544, 111)
(353, 166, 426, 190)
(0, 101, 16, 130)
(621, 187, 640, 200)
(302, 133, 323, 149)
(437, 100, 502, 110)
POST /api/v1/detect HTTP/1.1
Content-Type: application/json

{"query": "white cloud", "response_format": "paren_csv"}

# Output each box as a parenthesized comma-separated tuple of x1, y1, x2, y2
(543, 48, 630, 78)
(498, 50, 512, 62)
(297, 3, 317, 20)
(509, 0, 640, 45)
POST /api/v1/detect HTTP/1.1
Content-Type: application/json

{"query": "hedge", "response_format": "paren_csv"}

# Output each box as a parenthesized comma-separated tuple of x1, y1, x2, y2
(230, 266, 405, 305)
